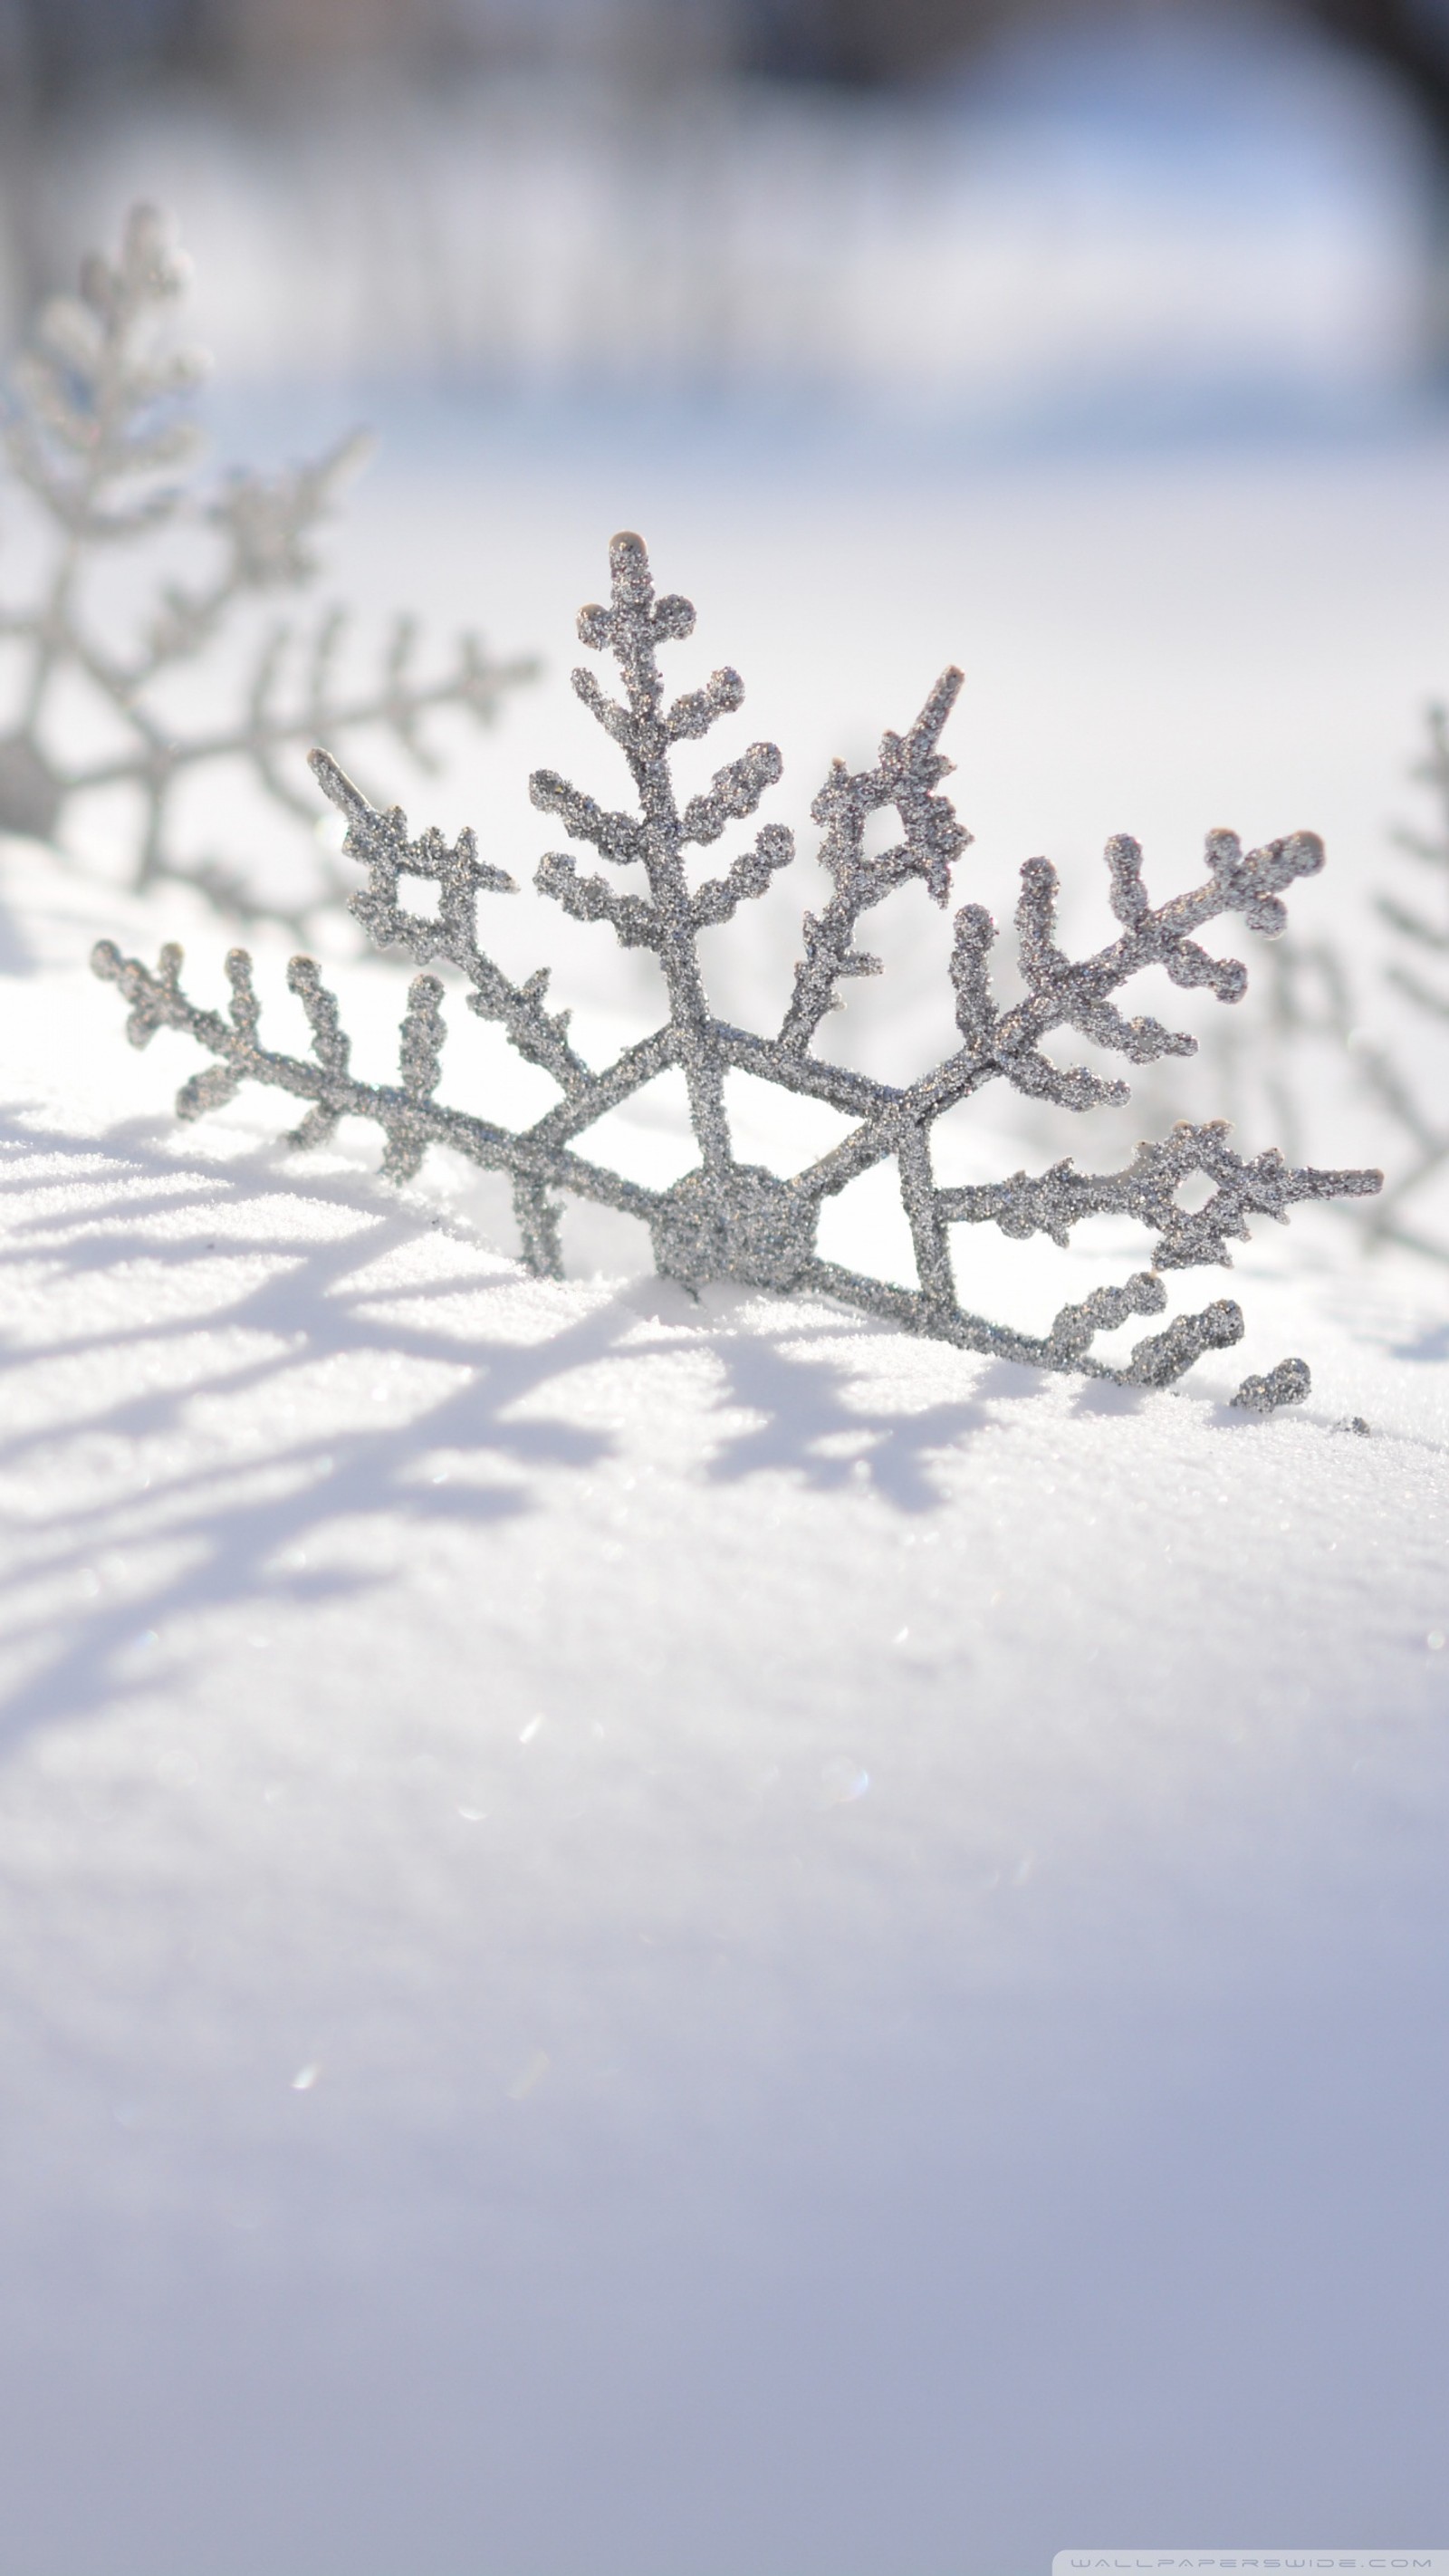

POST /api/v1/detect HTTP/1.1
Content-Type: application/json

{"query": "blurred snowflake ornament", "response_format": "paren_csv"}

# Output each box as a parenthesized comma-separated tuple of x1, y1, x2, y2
(95, 529, 1381, 1405)
(1203, 699, 1449, 1264)
(1346, 699, 1449, 1259)
(0, 203, 535, 929)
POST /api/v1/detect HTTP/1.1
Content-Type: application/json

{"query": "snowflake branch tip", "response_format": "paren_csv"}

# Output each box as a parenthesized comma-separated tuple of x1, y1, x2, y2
(781, 667, 973, 1053)
(1230, 1357, 1312, 1413)
(1127, 1297, 1243, 1386)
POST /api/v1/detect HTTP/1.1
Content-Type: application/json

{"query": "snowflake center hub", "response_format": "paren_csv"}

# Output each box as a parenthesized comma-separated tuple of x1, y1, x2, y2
(649, 1164, 818, 1293)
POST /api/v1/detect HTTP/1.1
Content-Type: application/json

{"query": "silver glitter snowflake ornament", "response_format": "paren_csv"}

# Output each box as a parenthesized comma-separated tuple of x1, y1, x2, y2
(0, 204, 535, 928)
(93, 529, 1382, 1407)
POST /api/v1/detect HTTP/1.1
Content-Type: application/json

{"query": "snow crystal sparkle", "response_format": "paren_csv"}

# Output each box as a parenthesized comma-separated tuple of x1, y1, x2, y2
(93, 528, 1382, 1405)
(0, 205, 535, 929)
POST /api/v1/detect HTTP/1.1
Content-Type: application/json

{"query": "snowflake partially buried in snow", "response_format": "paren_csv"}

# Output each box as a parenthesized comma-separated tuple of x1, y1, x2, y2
(94, 529, 1381, 1407)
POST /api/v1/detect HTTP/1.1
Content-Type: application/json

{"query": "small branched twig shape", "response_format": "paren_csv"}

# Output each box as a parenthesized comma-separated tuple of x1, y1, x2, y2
(1252, 700, 1449, 1262)
(1328, 700, 1449, 1260)
(93, 530, 1381, 1408)
(0, 203, 536, 932)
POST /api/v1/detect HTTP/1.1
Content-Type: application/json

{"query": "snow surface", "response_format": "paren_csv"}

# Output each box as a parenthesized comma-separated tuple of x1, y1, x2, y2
(2, 417, 1449, 2573)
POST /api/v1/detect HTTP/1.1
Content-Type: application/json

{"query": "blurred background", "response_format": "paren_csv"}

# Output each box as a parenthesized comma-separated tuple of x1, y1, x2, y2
(0, 0, 1446, 433)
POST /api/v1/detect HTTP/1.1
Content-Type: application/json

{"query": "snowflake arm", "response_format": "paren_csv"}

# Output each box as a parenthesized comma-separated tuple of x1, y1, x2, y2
(780, 665, 969, 1053)
(310, 748, 586, 1091)
(792, 1248, 1246, 1386)
(794, 824, 1332, 1206)
(936, 1121, 1382, 1265)
(90, 937, 659, 1224)
(526, 529, 794, 1178)
(5, 206, 205, 545)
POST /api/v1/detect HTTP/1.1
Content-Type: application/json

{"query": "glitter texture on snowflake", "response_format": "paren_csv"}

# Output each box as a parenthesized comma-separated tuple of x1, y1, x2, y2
(0, 203, 535, 927)
(93, 529, 1382, 1405)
